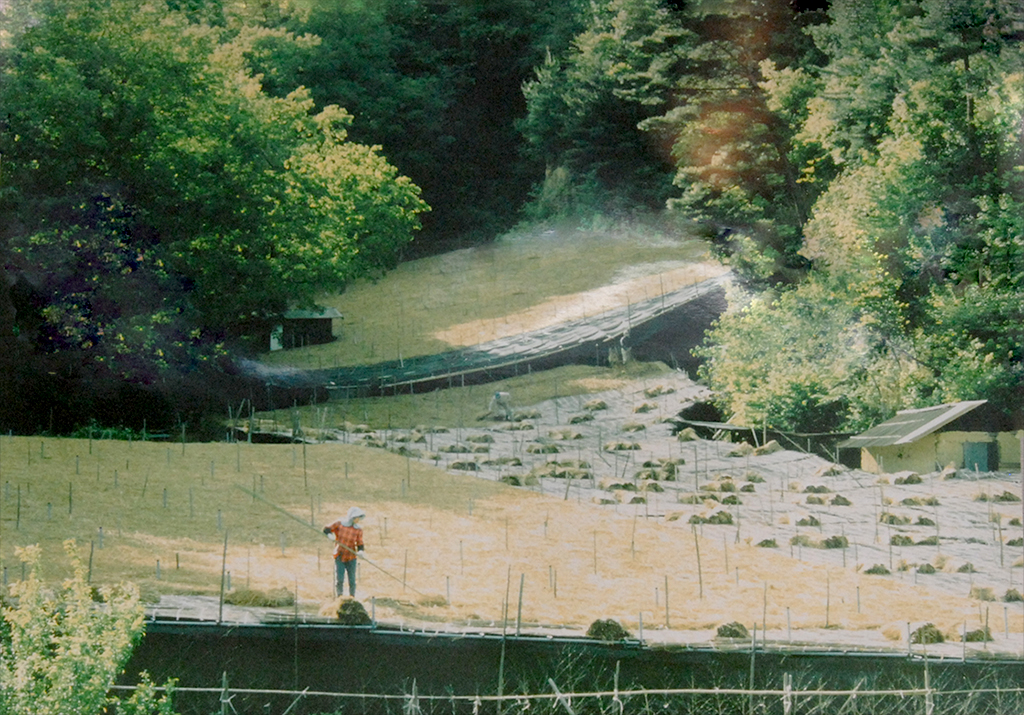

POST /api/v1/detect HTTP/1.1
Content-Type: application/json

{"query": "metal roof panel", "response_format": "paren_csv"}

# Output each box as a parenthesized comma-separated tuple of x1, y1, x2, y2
(838, 400, 987, 449)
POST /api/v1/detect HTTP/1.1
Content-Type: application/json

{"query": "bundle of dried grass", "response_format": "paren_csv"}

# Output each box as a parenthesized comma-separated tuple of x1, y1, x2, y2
(910, 623, 944, 644)
(716, 622, 749, 638)
(587, 618, 631, 640)
(224, 588, 295, 607)
(676, 427, 699, 441)
(318, 596, 372, 625)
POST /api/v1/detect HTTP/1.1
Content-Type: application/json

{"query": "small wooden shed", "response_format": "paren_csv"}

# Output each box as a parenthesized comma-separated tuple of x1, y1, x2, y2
(838, 400, 1022, 475)
(269, 307, 342, 351)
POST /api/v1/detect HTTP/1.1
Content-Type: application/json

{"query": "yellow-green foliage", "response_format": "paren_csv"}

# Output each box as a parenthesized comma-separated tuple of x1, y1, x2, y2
(0, 542, 147, 715)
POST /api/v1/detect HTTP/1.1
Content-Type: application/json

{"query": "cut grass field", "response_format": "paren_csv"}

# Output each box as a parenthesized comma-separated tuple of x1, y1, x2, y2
(4, 216, 1019, 655)
(259, 220, 719, 370)
(1, 434, 1019, 648)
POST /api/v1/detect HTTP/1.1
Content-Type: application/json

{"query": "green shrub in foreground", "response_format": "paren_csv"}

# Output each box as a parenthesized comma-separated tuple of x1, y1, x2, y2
(0, 540, 178, 715)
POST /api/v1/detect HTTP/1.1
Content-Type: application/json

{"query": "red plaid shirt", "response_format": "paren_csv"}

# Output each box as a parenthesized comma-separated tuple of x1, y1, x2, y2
(326, 521, 364, 561)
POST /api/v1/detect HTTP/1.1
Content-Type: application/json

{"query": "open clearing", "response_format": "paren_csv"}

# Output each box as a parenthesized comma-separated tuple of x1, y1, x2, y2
(258, 221, 714, 370)
(2, 220, 1020, 662)
(2, 369, 1021, 660)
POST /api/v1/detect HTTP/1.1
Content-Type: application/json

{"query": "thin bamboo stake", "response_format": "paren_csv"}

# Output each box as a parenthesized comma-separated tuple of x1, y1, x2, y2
(516, 573, 525, 637)
(749, 624, 757, 715)
(826, 571, 831, 628)
(217, 530, 229, 624)
(692, 526, 703, 599)
(762, 582, 768, 636)
(664, 575, 669, 628)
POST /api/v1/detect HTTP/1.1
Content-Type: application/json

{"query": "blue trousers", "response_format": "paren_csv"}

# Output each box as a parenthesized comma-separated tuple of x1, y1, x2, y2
(335, 557, 357, 597)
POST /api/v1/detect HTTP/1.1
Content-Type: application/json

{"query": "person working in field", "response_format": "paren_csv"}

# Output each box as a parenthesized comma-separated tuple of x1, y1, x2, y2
(323, 506, 366, 598)
(488, 390, 513, 420)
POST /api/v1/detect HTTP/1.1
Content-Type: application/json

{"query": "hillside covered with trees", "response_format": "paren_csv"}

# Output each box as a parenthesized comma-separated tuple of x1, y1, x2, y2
(1, 0, 1021, 436)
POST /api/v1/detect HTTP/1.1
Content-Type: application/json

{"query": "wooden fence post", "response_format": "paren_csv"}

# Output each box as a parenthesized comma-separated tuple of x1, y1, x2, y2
(664, 575, 670, 628)
(516, 573, 525, 637)
(218, 530, 229, 624)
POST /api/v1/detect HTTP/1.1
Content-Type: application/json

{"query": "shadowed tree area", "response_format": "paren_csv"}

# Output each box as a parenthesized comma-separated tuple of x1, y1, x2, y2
(0, 0, 426, 433)
(1, 0, 1021, 436)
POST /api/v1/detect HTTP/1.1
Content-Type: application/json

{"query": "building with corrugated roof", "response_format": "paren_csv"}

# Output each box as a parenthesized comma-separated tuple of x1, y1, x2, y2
(838, 400, 1022, 475)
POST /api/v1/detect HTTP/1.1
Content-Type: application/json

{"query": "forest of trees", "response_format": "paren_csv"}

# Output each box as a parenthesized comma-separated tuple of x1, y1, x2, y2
(1, 0, 1021, 435)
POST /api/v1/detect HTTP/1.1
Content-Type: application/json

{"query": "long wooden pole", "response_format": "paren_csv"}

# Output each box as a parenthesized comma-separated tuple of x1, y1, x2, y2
(236, 485, 426, 596)
(218, 530, 229, 624)
(516, 573, 525, 637)
(664, 575, 669, 628)
(693, 526, 703, 599)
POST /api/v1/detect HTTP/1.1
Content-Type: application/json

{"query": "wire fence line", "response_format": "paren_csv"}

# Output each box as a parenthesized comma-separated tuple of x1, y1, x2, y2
(107, 682, 1024, 709)
(107, 684, 1024, 699)
(274, 272, 731, 394)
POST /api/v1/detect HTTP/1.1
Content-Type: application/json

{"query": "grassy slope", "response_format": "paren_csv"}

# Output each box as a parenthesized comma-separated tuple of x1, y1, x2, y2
(259, 219, 716, 370)
(3, 219, 1019, 647)
(3, 435, 1016, 643)
(257, 218, 721, 429)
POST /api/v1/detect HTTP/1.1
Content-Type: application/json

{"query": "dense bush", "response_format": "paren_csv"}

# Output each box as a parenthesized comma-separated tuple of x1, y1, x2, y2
(0, 541, 177, 715)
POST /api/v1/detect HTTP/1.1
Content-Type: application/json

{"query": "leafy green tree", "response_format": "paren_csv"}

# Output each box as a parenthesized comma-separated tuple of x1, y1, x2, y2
(1, 0, 425, 330)
(697, 278, 923, 433)
(700, 0, 1024, 432)
(915, 283, 1024, 412)
(520, 0, 693, 218)
(275, 0, 456, 200)
(0, 541, 176, 715)
(0, 0, 426, 430)
(114, 673, 180, 715)
(798, 0, 1024, 407)
(642, 0, 826, 285)
(798, 0, 906, 169)
(285, 0, 586, 244)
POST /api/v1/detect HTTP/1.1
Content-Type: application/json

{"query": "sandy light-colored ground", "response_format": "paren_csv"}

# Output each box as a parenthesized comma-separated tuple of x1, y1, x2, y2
(323, 370, 1024, 658)
(433, 261, 727, 346)
(1, 371, 1021, 660)
(5, 370, 1008, 659)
